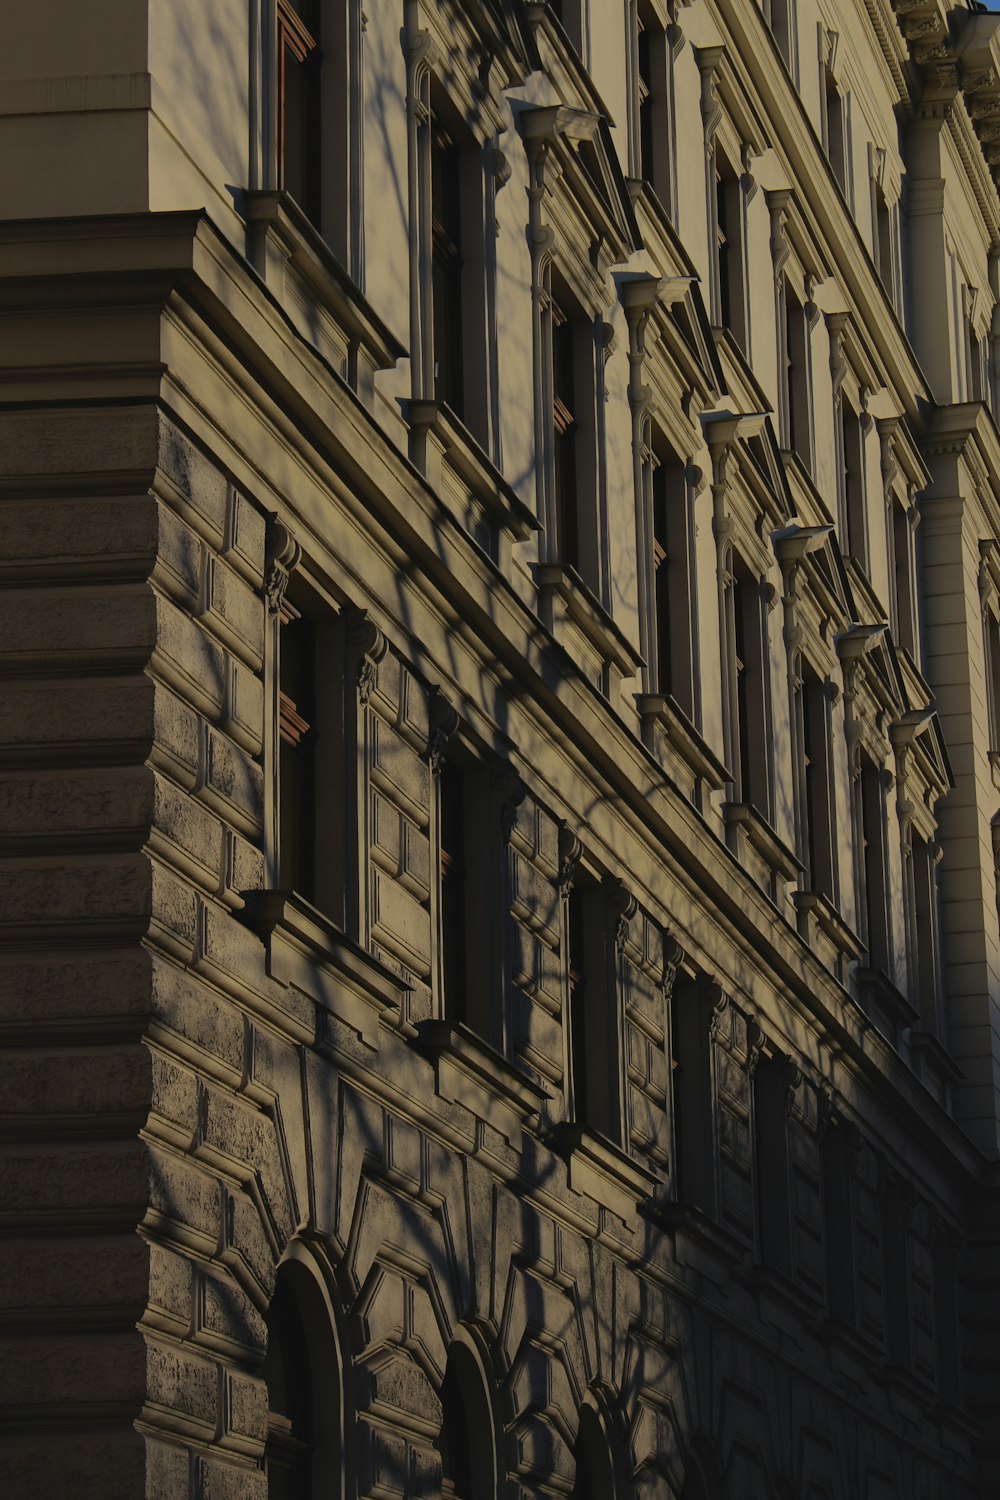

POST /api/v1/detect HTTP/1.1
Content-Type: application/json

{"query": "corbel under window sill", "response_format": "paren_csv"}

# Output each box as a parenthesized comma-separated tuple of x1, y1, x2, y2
(908, 1028, 964, 1093)
(534, 563, 644, 706)
(854, 965, 919, 1041)
(413, 1019, 547, 1148)
(244, 190, 404, 405)
(405, 398, 539, 569)
(242, 890, 405, 1045)
(635, 693, 728, 810)
(549, 1121, 659, 1225)
(723, 801, 802, 891)
(792, 890, 863, 982)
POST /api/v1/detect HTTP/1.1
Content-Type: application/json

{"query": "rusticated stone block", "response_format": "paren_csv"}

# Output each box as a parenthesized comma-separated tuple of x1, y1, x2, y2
(0, 1233, 147, 1315)
(158, 417, 228, 540)
(147, 1241, 195, 1332)
(0, 1329, 145, 1407)
(197, 1456, 266, 1500)
(148, 1146, 223, 1247)
(151, 960, 245, 1077)
(0, 494, 158, 580)
(1, 1139, 148, 1220)
(0, 405, 158, 479)
(0, 946, 151, 1031)
(224, 1188, 276, 1297)
(224, 661, 264, 756)
(150, 1051, 199, 1142)
(145, 1437, 192, 1500)
(226, 491, 266, 579)
(200, 1270, 267, 1353)
(225, 1369, 268, 1442)
(145, 1337, 219, 1429)
(202, 555, 264, 666)
(0, 764, 154, 844)
(201, 727, 264, 833)
(0, 584, 157, 667)
(6, 1429, 145, 1500)
(155, 502, 204, 603)
(0, 1043, 150, 1121)
(154, 597, 228, 716)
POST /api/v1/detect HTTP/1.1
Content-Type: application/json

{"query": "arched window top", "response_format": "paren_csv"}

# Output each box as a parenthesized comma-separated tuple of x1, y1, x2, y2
(437, 1334, 497, 1500)
(571, 1399, 618, 1500)
(264, 1253, 343, 1500)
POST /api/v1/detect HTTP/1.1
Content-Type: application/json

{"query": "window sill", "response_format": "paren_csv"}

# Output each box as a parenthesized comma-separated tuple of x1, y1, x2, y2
(413, 1019, 547, 1148)
(908, 1029, 963, 1111)
(792, 890, 863, 985)
(550, 1121, 659, 1225)
(406, 398, 538, 571)
(854, 965, 919, 1045)
(533, 563, 644, 708)
(242, 890, 405, 1045)
(635, 692, 727, 812)
(244, 190, 404, 409)
(811, 1315, 886, 1384)
(723, 801, 802, 903)
(742, 1261, 824, 1323)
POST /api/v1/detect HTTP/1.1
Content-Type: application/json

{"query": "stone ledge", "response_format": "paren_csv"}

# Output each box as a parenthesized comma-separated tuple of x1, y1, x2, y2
(412, 1019, 547, 1149)
(241, 890, 404, 1046)
(549, 1121, 659, 1225)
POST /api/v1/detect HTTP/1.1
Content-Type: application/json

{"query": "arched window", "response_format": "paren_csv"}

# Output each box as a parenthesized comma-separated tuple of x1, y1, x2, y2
(264, 1257, 343, 1500)
(437, 1338, 496, 1500)
(571, 1402, 616, 1500)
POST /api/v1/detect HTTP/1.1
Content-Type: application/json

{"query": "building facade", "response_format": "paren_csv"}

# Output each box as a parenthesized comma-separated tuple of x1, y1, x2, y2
(3, 0, 1000, 1494)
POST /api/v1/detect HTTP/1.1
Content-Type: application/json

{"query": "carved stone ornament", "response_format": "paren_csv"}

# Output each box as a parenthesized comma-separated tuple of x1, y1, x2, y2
(427, 689, 460, 775)
(493, 762, 526, 841)
(264, 514, 302, 617)
(557, 825, 582, 898)
(349, 611, 388, 705)
(607, 878, 638, 951)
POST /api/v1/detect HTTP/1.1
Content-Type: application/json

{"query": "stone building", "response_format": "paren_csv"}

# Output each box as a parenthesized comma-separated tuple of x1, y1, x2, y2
(4, 0, 1000, 1494)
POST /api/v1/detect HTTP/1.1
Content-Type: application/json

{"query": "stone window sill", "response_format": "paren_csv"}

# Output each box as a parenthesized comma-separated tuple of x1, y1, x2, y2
(242, 889, 404, 1045)
(534, 563, 644, 707)
(635, 693, 728, 812)
(908, 1028, 963, 1111)
(406, 398, 538, 572)
(723, 800, 802, 902)
(792, 889, 862, 984)
(244, 191, 404, 410)
(413, 1019, 547, 1148)
(854, 965, 919, 1045)
(550, 1121, 659, 1225)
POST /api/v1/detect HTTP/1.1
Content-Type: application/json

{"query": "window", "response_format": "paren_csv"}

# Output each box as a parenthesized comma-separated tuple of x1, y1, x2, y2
(840, 401, 867, 571)
(278, 0, 322, 226)
(431, 119, 465, 418)
(870, 157, 897, 308)
(265, 1260, 342, 1500)
(730, 558, 771, 816)
(881, 1176, 912, 1370)
(649, 432, 695, 715)
(890, 494, 918, 659)
(566, 873, 618, 1140)
(713, 152, 746, 351)
(439, 760, 467, 1023)
(279, 609, 317, 901)
(635, 0, 677, 219)
(781, 281, 813, 471)
(801, 666, 836, 900)
(436, 1340, 496, 1500)
(821, 1119, 857, 1325)
(859, 753, 892, 974)
(276, 594, 346, 920)
(820, 42, 851, 203)
(986, 608, 1000, 753)
(766, 0, 798, 78)
(910, 834, 942, 1033)
(548, 279, 600, 591)
(754, 1052, 793, 1276)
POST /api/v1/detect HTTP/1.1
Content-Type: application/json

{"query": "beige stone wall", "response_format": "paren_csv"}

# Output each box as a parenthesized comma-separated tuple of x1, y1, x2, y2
(3, 0, 1000, 1495)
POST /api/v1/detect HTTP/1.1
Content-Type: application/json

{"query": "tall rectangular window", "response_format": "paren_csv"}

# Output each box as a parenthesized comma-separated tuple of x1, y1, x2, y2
(802, 668, 836, 900)
(278, 0, 322, 226)
(439, 761, 467, 1023)
(821, 64, 850, 202)
(732, 560, 770, 816)
(431, 119, 465, 419)
(714, 155, 746, 351)
(842, 403, 867, 571)
(822, 1121, 857, 1325)
(278, 610, 317, 900)
(891, 496, 918, 659)
(650, 434, 694, 716)
(635, 2, 676, 219)
(986, 610, 1000, 753)
(911, 834, 941, 1033)
(873, 178, 895, 306)
(783, 283, 813, 471)
(552, 296, 580, 573)
(860, 754, 891, 974)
